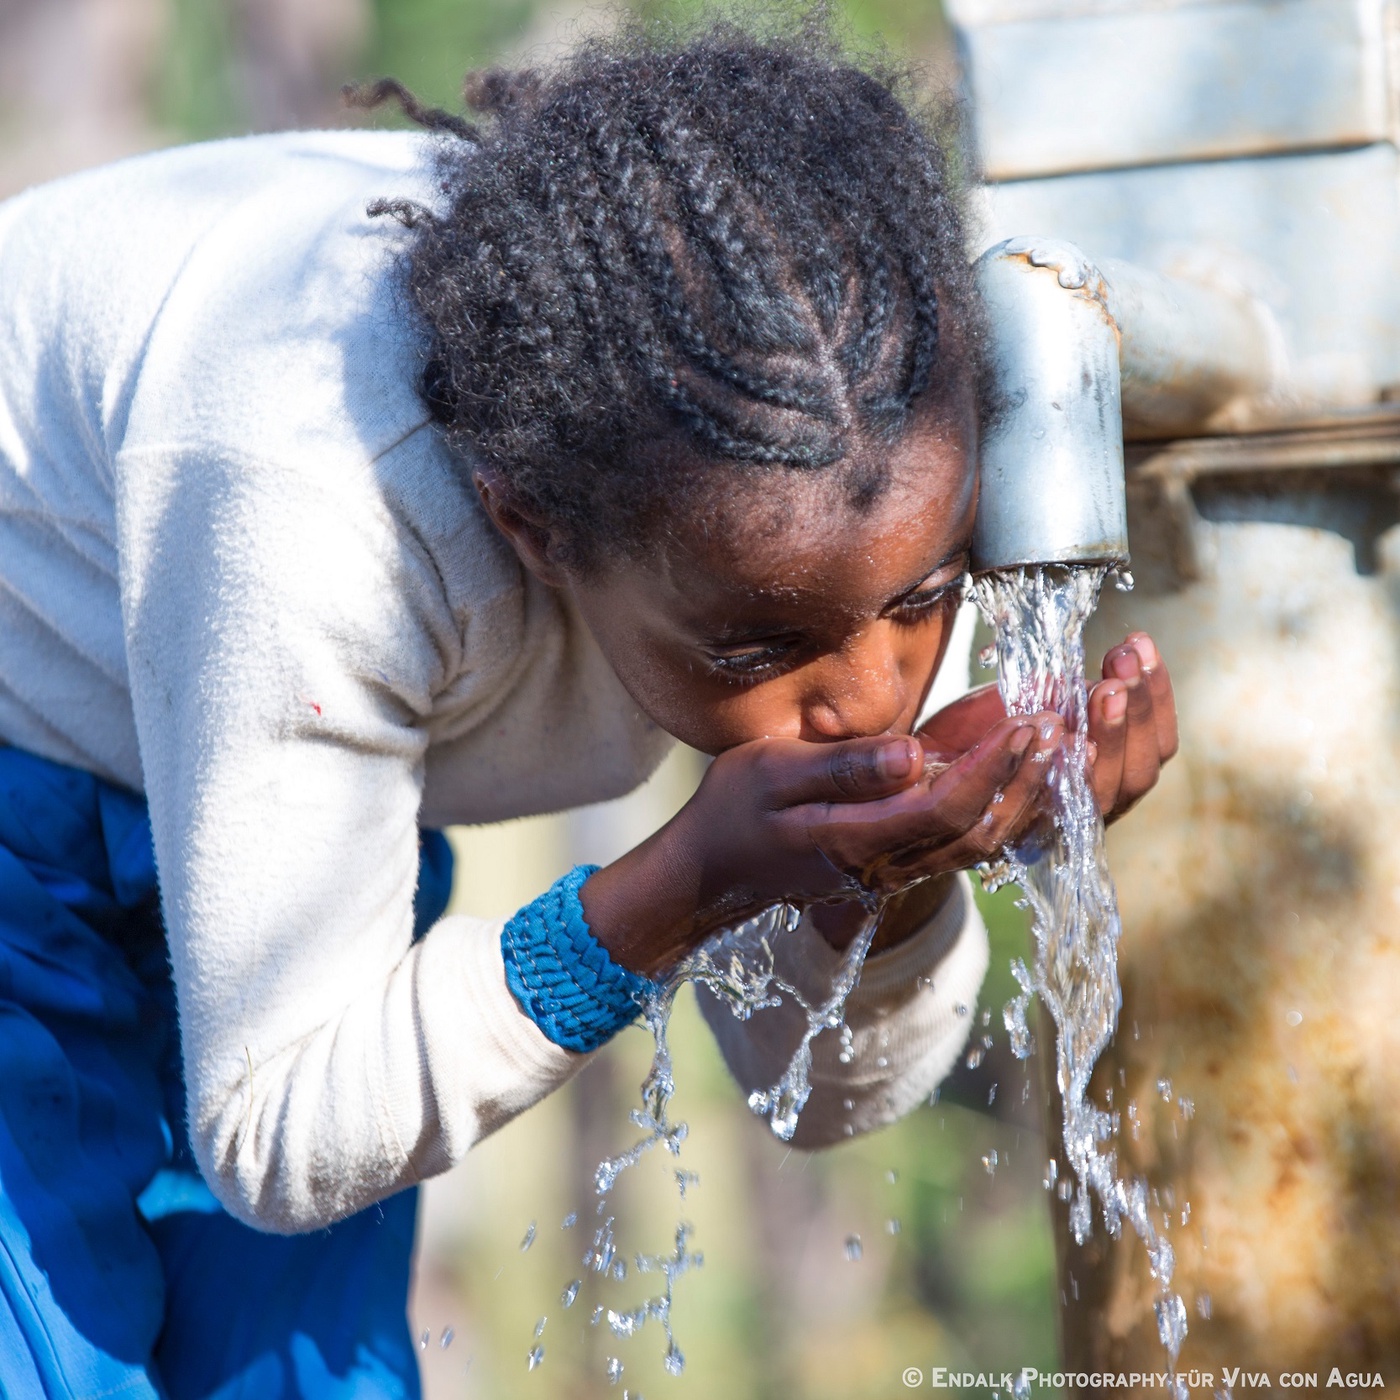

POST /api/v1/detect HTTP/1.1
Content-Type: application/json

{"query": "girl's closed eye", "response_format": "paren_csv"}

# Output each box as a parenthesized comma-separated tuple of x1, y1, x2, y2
(887, 572, 969, 623)
(702, 633, 809, 682)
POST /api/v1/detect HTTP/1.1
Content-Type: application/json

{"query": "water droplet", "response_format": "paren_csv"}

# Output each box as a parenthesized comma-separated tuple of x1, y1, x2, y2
(987, 1082, 998, 1106)
(1286, 1008, 1303, 1026)
(978, 643, 996, 669)
(981, 1149, 998, 1176)
(1043, 1158, 1058, 1189)
(885, 1168, 898, 1184)
(606, 1356, 623, 1385)
(965, 1044, 985, 1069)
(1157, 1077, 1172, 1102)
(954, 1002, 969, 1018)
(527, 1345, 544, 1371)
(1197, 1292, 1212, 1320)
(886, 1217, 901, 1235)
(663, 1345, 685, 1376)
(561, 1280, 580, 1308)
(533, 1316, 547, 1339)
(875, 1055, 889, 1069)
(419, 1329, 429, 1351)
(440, 1326, 454, 1349)
(520, 1221, 536, 1252)
(1013, 1376, 1033, 1400)
(841, 1097, 855, 1112)
(844, 1234, 863, 1261)
(561, 1212, 577, 1229)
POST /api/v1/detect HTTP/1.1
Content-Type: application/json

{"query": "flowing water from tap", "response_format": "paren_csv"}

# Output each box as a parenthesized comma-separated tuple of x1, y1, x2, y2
(973, 564, 1189, 1381)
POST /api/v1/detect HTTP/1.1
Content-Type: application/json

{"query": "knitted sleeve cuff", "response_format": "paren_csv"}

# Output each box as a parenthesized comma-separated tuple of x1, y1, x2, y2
(500, 864, 659, 1054)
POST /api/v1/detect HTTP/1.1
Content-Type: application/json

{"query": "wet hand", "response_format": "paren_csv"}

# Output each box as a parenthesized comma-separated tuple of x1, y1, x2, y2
(582, 719, 1060, 974)
(1085, 632, 1178, 821)
(799, 711, 1066, 892)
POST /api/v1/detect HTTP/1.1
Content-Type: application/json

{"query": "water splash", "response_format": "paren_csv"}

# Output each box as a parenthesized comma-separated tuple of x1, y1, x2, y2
(576, 898, 881, 1381)
(974, 564, 1188, 1373)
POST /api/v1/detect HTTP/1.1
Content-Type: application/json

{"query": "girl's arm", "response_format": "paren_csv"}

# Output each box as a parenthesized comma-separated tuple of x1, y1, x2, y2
(118, 437, 613, 1234)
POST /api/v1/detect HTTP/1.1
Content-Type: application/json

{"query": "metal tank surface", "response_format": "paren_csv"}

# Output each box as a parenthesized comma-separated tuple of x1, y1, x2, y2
(953, 0, 1400, 1380)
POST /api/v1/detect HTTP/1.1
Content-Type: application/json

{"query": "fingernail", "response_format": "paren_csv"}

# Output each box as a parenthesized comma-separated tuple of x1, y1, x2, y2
(1104, 688, 1128, 723)
(1110, 648, 1140, 682)
(876, 738, 918, 782)
(1009, 724, 1035, 754)
(1132, 634, 1159, 667)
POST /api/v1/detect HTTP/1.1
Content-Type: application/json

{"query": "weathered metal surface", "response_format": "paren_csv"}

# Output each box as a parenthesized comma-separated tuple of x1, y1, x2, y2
(972, 238, 1129, 571)
(972, 238, 1277, 571)
(1063, 513, 1400, 1375)
(981, 142, 1400, 419)
(1122, 412, 1400, 591)
(949, 0, 1392, 181)
(1100, 255, 1278, 437)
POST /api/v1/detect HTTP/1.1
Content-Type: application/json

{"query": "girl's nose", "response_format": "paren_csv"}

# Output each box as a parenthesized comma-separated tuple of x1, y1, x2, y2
(801, 630, 910, 740)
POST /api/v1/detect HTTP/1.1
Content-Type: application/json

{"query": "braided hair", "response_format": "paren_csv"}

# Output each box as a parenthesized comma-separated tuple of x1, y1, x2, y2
(356, 20, 983, 569)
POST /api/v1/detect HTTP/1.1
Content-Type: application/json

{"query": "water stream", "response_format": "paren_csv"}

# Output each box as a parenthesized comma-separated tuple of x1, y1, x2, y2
(974, 564, 1189, 1382)
(564, 899, 881, 1384)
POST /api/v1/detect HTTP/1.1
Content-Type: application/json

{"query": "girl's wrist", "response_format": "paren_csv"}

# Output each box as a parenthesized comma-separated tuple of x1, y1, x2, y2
(579, 817, 705, 978)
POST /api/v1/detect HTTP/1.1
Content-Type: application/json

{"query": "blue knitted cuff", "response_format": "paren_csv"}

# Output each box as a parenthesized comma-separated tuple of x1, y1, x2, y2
(500, 864, 658, 1054)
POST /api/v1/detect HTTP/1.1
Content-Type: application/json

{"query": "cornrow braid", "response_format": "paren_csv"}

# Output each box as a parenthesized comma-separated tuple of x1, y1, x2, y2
(369, 18, 984, 568)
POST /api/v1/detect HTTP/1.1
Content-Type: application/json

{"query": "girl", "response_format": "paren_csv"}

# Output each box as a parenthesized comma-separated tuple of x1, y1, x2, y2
(0, 20, 1176, 1399)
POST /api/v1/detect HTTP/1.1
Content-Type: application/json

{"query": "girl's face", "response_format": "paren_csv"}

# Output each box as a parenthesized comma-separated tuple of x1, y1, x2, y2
(481, 416, 977, 755)
(577, 414, 977, 753)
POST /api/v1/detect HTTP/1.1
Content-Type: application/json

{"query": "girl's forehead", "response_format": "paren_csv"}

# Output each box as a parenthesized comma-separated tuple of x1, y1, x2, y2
(639, 431, 976, 622)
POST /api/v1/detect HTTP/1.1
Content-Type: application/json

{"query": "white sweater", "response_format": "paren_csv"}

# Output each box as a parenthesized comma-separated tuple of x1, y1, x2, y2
(0, 131, 988, 1233)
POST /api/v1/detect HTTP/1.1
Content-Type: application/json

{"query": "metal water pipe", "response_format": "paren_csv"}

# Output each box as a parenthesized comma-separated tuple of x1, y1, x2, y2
(971, 236, 1277, 573)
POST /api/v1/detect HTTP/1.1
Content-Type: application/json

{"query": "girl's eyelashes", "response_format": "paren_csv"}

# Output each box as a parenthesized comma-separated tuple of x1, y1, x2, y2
(887, 573, 968, 622)
(702, 636, 805, 683)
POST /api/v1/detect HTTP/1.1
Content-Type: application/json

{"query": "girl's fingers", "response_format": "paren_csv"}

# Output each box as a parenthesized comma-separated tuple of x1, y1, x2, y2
(759, 734, 923, 807)
(1103, 643, 1160, 810)
(805, 712, 1063, 870)
(1087, 680, 1129, 813)
(886, 742, 1053, 877)
(1126, 632, 1180, 761)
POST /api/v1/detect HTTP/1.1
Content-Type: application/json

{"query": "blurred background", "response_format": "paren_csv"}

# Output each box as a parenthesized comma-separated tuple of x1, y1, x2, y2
(0, 1, 1057, 1393)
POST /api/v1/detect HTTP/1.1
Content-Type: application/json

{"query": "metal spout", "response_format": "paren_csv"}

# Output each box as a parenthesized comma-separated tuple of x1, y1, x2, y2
(970, 237, 1278, 573)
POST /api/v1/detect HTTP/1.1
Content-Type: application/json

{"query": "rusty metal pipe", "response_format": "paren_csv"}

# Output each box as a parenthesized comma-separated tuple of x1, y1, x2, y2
(971, 236, 1278, 574)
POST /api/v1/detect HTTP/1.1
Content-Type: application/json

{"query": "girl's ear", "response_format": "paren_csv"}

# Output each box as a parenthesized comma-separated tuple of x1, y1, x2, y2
(473, 470, 571, 586)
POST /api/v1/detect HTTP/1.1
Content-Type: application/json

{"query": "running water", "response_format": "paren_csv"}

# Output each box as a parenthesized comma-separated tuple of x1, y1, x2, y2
(973, 564, 1189, 1381)
(571, 898, 881, 1383)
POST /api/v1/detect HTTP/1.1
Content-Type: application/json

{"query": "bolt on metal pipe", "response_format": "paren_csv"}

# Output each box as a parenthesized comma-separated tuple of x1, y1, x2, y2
(970, 236, 1278, 573)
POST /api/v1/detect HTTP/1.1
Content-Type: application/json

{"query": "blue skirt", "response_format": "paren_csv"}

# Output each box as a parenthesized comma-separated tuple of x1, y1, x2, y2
(0, 746, 454, 1399)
